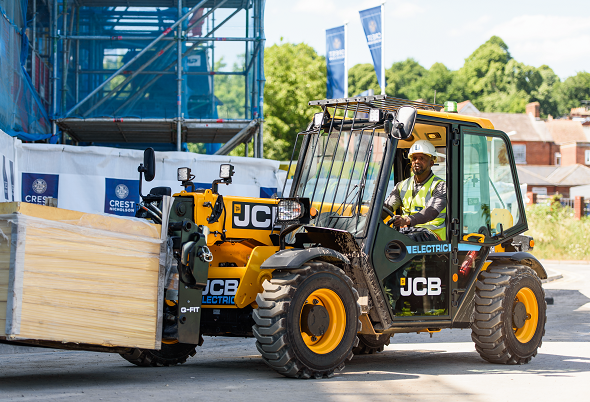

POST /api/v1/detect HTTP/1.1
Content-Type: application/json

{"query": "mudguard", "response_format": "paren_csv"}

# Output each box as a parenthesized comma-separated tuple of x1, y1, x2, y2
(260, 247, 350, 270)
(486, 252, 547, 279)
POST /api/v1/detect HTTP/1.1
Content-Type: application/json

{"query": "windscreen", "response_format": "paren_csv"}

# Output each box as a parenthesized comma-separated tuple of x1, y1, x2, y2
(293, 125, 389, 237)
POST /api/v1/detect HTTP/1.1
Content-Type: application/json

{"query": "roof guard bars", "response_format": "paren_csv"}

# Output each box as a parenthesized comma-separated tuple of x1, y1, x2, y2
(309, 95, 443, 113)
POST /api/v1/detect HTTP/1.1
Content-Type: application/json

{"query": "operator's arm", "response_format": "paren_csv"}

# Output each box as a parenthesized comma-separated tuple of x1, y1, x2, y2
(382, 183, 402, 220)
(407, 181, 447, 226)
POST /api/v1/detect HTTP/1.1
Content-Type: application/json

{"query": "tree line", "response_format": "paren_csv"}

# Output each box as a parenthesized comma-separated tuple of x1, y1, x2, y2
(215, 36, 590, 161)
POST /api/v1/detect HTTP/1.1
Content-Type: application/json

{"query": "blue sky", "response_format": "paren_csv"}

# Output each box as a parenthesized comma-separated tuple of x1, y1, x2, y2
(262, 0, 589, 80)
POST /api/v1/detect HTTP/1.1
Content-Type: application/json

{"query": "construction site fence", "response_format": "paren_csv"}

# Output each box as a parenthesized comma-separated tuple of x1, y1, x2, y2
(0, 129, 281, 216)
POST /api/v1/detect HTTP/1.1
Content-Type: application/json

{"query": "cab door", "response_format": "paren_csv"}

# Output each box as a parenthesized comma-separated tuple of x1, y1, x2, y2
(450, 126, 529, 323)
(459, 127, 528, 243)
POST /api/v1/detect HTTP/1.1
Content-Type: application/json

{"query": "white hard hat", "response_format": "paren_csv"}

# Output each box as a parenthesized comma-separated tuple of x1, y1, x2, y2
(408, 140, 437, 160)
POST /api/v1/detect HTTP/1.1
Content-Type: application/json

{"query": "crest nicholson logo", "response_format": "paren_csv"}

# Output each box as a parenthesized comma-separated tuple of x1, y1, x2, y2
(369, 20, 377, 33)
(32, 178, 48, 194)
(333, 37, 342, 50)
(115, 184, 129, 199)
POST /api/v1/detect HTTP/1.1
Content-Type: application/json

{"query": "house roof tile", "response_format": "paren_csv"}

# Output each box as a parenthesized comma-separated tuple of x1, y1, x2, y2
(517, 164, 590, 186)
(546, 120, 587, 144)
(460, 111, 552, 142)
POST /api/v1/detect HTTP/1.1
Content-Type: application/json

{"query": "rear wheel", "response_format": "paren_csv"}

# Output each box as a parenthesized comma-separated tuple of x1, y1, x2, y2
(253, 262, 361, 378)
(472, 265, 546, 364)
(352, 334, 390, 355)
(120, 342, 198, 367)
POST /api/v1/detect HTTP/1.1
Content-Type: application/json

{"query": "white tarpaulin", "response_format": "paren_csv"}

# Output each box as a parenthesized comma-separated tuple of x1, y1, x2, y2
(0, 131, 18, 203)
(2, 130, 281, 216)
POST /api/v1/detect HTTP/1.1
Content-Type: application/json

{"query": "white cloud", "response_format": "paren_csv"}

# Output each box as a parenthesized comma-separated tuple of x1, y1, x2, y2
(293, 0, 338, 14)
(448, 16, 492, 38)
(489, 15, 590, 41)
(487, 15, 590, 76)
(390, 2, 425, 18)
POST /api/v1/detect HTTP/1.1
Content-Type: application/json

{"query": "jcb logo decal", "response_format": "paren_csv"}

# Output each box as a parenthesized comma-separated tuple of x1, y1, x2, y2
(400, 277, 442, 296)
(232, 202, 277, 230)
(202, 279, 240, 305)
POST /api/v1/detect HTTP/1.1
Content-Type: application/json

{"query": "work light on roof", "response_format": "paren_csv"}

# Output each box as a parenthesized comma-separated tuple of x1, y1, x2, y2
(313, 112, 324, 127)
(369, 108, 384, 123)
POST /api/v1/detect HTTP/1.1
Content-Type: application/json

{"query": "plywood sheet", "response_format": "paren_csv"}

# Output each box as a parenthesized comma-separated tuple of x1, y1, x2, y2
(0, 202, 161, 239)
(0, 202, 165, 349)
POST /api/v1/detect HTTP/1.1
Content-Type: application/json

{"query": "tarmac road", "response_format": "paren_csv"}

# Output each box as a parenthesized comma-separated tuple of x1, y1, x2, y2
(0, 261, 589, 401)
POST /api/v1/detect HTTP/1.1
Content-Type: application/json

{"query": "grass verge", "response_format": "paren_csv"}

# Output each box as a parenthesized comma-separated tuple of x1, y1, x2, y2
(526, 203, 590, 261)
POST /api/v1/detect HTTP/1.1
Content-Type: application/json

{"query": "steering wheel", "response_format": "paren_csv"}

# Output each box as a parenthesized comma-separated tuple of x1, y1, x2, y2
(382, 206, 398, 228)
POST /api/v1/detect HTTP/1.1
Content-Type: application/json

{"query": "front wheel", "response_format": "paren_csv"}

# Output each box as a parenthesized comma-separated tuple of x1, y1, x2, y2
(253, 262, 361, 378)
(472, 265, 546, 364)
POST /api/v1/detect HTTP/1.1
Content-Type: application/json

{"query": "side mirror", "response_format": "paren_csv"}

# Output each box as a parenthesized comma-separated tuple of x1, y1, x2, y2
(391, 106, 417, 140)
(143, 147, 156, 182)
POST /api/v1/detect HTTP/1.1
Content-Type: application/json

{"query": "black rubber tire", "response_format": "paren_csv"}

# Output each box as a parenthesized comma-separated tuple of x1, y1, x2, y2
(472, 265, 546, 365)
(120, 342, 197, 367)
(352, 334, 390, 355)
(252, 262, 361, 378)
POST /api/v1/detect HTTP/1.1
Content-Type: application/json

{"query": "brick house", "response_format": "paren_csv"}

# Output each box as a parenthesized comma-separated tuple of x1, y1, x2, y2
(546, 118, 590, 166)
(459, 101, 590, 197)
(460, 101, 558, 165)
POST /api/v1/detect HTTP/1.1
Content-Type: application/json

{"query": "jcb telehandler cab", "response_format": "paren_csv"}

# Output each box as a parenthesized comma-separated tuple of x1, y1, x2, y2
(130, 95, 547, 379)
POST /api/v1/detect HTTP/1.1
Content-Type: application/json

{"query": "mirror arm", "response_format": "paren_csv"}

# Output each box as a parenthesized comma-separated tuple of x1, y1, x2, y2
(138, 164, 146, 199)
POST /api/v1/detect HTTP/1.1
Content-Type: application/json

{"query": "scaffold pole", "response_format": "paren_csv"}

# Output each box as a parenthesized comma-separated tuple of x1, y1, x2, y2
(176, 0, 183, 152)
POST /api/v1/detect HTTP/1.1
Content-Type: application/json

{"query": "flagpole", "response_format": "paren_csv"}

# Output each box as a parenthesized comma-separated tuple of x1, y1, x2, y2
(344, 21, 349, 98)
(381, 2, 386, 95)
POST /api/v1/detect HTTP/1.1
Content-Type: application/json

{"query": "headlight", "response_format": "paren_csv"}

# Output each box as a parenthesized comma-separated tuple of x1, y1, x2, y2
(277, 199, 304, 222)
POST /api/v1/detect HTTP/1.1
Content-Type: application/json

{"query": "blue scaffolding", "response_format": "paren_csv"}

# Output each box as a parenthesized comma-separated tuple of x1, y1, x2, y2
(25, 0, 266, 155)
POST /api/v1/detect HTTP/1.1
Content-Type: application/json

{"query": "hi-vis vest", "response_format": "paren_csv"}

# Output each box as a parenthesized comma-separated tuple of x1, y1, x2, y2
(400, 175, 447, 241)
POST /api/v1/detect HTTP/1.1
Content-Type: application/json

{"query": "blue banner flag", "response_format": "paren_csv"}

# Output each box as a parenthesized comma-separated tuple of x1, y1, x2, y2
(359, 6, 386, 88)
(326, 26, 346, 99)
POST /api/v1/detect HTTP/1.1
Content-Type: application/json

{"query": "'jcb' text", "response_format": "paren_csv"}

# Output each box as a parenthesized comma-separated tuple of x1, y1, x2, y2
(400, 277, 442, 296)
(232, 202, 277, 230)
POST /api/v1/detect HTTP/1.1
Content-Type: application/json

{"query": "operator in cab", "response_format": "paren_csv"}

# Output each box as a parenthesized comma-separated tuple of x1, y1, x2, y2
(384, 140, 447, 241)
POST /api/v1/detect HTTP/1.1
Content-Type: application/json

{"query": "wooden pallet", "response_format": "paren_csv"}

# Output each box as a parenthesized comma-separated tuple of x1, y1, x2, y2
(0, 202, 165, 350)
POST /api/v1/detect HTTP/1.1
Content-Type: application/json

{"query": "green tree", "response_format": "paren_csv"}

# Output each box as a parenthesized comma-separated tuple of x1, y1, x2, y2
(385, 58, 427, 100)
(412, 62, 467, 104)
(457, 36, 512, 100)
(262, 42, 327, 160)
(531, 65, 561, 118)
(454, 36, 563, 115)
(348, 59, 464, 105)
(555, 71, 590, 115)
(348, 63, 380, 96)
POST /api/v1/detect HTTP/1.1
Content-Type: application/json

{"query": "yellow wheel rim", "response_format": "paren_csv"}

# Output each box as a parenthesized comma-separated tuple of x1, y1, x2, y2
(300, 288, 346, 354)
(513, 287, 539, 343)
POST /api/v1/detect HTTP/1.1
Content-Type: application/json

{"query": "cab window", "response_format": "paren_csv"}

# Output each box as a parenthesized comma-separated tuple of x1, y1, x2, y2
(462, 133, 524, 241)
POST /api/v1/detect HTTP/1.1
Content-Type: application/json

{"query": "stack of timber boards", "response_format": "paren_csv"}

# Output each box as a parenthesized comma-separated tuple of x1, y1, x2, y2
(0, 202, 164, 350)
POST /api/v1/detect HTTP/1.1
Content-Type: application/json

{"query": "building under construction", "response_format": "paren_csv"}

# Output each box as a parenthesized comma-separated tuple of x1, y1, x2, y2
(1, 0, 265, 156)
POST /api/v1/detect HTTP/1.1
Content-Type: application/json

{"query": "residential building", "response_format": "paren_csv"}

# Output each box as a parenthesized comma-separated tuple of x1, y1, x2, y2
(460, 101, 590, 197)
